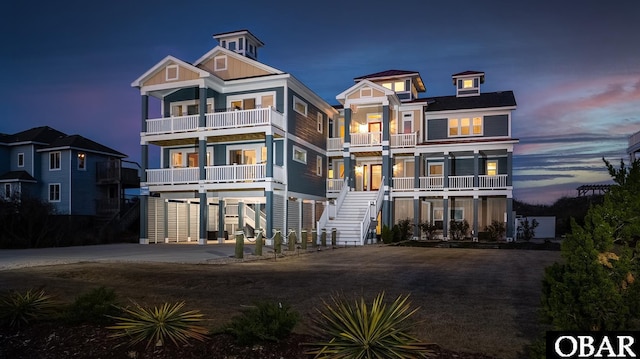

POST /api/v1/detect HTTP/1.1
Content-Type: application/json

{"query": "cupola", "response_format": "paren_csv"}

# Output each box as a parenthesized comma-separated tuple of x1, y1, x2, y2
(213, 30, 264, 60)
(452, 71, 484, 97)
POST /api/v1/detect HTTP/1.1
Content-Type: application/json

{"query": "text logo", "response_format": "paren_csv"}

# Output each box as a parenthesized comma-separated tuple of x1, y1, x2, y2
(547, 331, 639, 358)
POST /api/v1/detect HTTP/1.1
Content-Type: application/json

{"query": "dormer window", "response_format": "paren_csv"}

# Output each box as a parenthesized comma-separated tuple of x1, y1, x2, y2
(382, 80, 408, 92)
(453, 71, 484, 97)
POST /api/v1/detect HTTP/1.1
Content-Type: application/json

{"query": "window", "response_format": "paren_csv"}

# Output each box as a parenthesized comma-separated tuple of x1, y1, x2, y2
(462, 79, 474, 88)
(317, 112, 324, 133)
(238, 38, 244, 50)
(17, 153, 24, 167)
(77, 152, 86, 170)
(381, 81, 408, 92)
(449, 117, 482, 137)
(292, 146, 307, 164)
(214, 55, 227, 71)
(48, 184, 60, 202)
(487, 160, 498, 176)
(165, 65, 178, 81)
(293, 96, 307, 116)
(228, 41, 236, 51)
(4, 184, 10, 198)
(428, 163, 443, 176)
(433, 208, 444, 221)
(316, 156, 322, 176)
(402, 112, 413, 134)
(360, 88, 372, 97)
(171, 152, 183, 167)
(451, 208, 464, 221)
(49, 152, 61, 170)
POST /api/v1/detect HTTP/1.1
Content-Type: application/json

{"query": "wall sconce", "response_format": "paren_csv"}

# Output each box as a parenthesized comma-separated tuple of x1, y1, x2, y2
(355, 166, 364, 174)
(359, 124, 368, 133)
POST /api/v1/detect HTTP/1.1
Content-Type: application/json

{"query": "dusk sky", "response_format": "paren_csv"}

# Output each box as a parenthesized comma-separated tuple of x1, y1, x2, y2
(2, 0, 639, 205)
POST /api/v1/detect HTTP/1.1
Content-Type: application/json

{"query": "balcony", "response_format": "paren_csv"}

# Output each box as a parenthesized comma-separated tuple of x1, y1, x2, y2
(628, 130, 640, 158)
(327, 178, 345, 193)
(327, 132, 418, 151)
(145, 164, 284, 186)
(144, 107, 284, 136)
(391, 174, 508, 191)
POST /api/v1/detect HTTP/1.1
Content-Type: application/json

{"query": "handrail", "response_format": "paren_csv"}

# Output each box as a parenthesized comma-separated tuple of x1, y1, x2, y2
(317, 177, 349, 232)
(359, 176, 385, 245)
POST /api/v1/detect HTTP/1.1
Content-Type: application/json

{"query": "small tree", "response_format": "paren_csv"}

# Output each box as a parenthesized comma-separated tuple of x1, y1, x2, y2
(485, 220, 506, 241)
(394, 219, 413, 242)
(517, 217, 539, 242)
(449, 219, 469, 241)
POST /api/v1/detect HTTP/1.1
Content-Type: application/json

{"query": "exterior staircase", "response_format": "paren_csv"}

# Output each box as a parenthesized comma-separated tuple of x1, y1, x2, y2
(320, 191, 380, 246)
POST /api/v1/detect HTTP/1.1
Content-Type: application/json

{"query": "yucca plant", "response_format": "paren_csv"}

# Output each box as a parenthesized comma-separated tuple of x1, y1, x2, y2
(107, 300, 209, 348)
(0, 289, 59, 327)
(306, 292, 434, 359)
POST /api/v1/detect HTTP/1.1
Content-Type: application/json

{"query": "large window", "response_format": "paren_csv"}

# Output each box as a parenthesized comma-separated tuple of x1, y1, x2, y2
(317, 112, 324, 133)
(48, 183, 60, 202)
(49, 152, 61, 170)
(316, 156, 322, 176)
(449, 117, 482, 137)
(428, 163, 443, 176)
(18, 153, 24, 167)
(292, 146, 307, 164)
(487, 160, 498, 176)
(382, 80, 409, 92)
(402, 112, 413, 134)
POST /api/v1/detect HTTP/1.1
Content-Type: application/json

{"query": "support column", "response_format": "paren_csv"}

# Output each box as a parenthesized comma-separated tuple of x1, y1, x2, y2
(164, 199, 169, 243)
(344, 108, 352, 189)
(506, 197, 514, 241)
(255, 202, 261, 234)
(473, 150, 479, 188)
(413, 153, 420, 239)
(506, 151, 513, 186)
(218, 199, 225, 243)
(413, 196, 420, 239)
(266, 135, 273, 178)
(198, 191, 207, 244)
(139, 94, 149, 244)
(199, 134, 207, 245)
(473, 196, 479, 241)
(443, 196, 449, 240)
(238, 201, 244, 235)
(443, 152, 449, 189)
(266, 191, 273, 238)
(381, 105, 391, 228)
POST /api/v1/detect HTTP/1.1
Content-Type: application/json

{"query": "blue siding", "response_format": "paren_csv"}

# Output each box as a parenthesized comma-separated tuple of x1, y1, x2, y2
(452, 158, 474, 176)
(427, 119, 448, 140)
(40, 150, 72, 214)
(287, 142, 325, 196)
(70, 150, 100, 215)
(479, 157, 508, 175)
(484, 115, 509, 137)
(0, 146, 9, 174)
(9, 145, 34, 174)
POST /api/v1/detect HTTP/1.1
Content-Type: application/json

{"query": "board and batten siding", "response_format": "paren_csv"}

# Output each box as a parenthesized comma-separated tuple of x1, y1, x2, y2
(142, 62, 201, 87)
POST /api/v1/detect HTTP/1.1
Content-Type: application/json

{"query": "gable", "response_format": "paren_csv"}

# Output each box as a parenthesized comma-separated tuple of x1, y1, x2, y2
(198, 52, 273, 80)
(142, 61, 203, 87)
(346, 85, 387, 100)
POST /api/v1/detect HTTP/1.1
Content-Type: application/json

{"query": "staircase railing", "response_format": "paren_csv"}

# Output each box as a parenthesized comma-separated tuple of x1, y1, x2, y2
(244, 205, 266, 230)
(359, 177, 385, 245)
(318, 177, 349, 232)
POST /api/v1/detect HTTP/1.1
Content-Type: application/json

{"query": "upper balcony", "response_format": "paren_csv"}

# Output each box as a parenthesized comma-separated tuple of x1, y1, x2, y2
(327, 132, 418, 152)
(327, 174, 508, 194)
(143, 107, 284, 137)
(145, 163, 284, 187)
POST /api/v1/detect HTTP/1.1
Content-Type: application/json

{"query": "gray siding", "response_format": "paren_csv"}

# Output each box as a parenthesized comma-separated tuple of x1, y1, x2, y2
(70, 150, 101, 215)
(427, 118, 448, 140)
(479, 157, 508, 175)
(451, 158, 474, 176)
(0, 146, 9, 174)
(287, 142, 324, 196)
(484, 115, 509, 137)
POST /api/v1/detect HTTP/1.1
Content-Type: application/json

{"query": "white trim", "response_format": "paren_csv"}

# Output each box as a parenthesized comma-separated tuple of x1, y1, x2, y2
(49, 151, 61, 171)
(213, 55, 227, 71)
(317, 112, 324, 133)
(316, 155, 322, 176)
(48, 183, 61, 202)
(292, 145, 307, 164)
(165, 64, 179, 81)
(131, 55, 210, 88)
(293, 96, 307, 116)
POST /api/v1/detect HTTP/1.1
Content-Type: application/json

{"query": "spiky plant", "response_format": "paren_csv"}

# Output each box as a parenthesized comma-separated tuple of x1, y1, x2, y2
(306, 292, 434, 358)
(107, 301, 209, 348)
(0, 289, 59, 327)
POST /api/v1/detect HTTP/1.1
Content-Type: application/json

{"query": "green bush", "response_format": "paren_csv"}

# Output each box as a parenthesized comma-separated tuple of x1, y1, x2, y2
(381, 225, 393, 244)
(449, 219, 469, 240)
(0, 289, 59, 327)
(394, 218, 413, 242)
(107, 301, 209, 348)
(306, 292, 434, 358)
(419, 221, 439, 240)
(64, 286, 119, 324)
(484, 220, 506, 241)
(222, 300, 300, 345)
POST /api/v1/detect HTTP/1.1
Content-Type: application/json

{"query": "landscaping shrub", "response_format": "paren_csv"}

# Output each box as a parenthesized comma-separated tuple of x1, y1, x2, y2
(0, 289, 59, 327)
(306, 291, 434, 358)
(419, 221, 439, 240)
(222, 300, 300, 345)
(64, 286, 119, 324)
(448, 219, 469, 240)
(517, 217, 539, 241)
(394, 218, 413, 242)
(107, 301, 209, 348)
(484, 220, 506, 241)
(381, 225, 393, 244)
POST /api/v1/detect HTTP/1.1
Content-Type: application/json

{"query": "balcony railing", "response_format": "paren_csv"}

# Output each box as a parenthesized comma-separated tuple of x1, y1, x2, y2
(351, 132, 382, 146)
(386, 175, 509, 191)
(390, 132, 417, 147)
(327, 137, 344, 151)
(145, 164, 284, 186)
(630, 130, 640, 149)
(327, 132, 418, 150)
(448, 176, 474, 189)
(327, 178, 345, 192)
(144, 107, 284, 135)
(479, 174, 508, 188)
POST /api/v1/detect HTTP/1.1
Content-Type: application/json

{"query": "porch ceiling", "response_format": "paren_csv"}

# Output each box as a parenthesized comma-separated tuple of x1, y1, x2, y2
(146, 132, 283, 146)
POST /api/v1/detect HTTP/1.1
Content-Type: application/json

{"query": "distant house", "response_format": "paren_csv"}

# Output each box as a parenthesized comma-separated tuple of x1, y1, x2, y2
(132, 29, 518, 245)
(628, 129, 640, 162)
(0, 126, 138, 219)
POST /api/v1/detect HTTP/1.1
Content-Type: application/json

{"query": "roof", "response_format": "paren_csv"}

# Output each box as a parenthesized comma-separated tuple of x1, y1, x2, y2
(40, 134, 126, 157)
(0, 170, 37, 182)
(353, 69, 426, 93)
(213, 29, 265, 46)
(452, 70, 485, 77)
(3, 126, 67, 144)
(425, 91, 516, 112)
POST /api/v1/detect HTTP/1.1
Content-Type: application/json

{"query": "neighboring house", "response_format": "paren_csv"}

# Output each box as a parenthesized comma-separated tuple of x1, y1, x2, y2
(0, 126, 137, 219)
(133, 30, 517, 245)
(628, 129, 640, 162)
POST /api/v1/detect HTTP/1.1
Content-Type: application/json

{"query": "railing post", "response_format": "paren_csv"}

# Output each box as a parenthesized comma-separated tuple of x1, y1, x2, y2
(274, 230, 282, 254)
(311, 229, 317, 248)
(321, 228, 327, 247)
(288, 229, 296, 252)
(331, 228, 337, 247)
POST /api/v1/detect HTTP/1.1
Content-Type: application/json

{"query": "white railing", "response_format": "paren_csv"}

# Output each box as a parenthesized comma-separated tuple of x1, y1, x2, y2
(244, 205, 266, 230)
(317, 177, 349, 232)
(146, 167, 199, 185)
(391, 132, 417, 147)
(419, 176, 444, 189)
(449, 175, 474, 189)
(327, 137, 344, 151)
(146, 115, 199, 134)
(144, 108, 284, 135)
(206, 107, 284, 130)
(327, 178, 345, 192)
(205, 164, 266, 183)
(350, 132, 382, 146)
(392, 177, 414, 191)
(479, 175, 508, 188)
(630, 130, 640, 148)
(273, 165, 284, 183)
(360, 177, 385, 245)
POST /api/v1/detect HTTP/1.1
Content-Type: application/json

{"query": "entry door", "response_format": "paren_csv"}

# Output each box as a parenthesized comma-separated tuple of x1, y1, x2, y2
(370, 164, 382, 191)
(369, 122, 382, 144)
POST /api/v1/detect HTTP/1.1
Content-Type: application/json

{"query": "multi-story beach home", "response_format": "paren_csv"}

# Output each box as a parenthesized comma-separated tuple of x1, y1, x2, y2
(133, 30, 517, 245)
(132, 30, 338, 244)
(325, 70, 518, 243)
(0, 126, 137, 219)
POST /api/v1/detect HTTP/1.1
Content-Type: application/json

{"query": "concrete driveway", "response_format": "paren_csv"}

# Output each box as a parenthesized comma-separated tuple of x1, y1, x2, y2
(0, 242, 256, 271)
